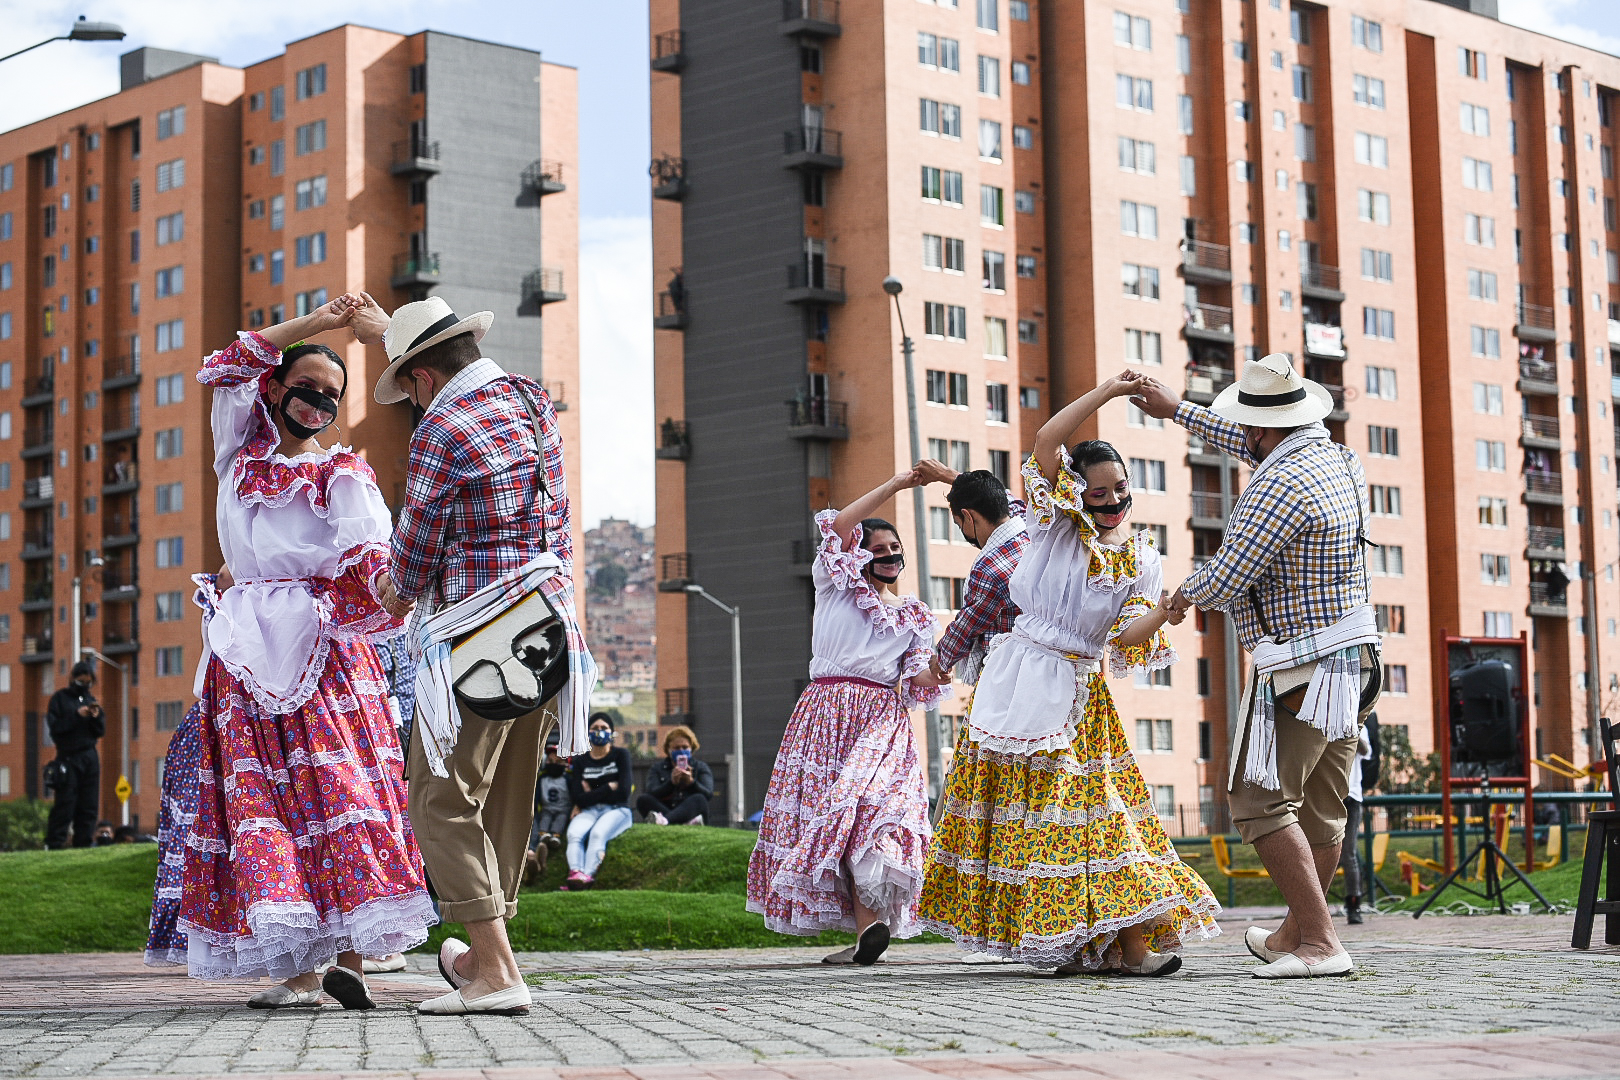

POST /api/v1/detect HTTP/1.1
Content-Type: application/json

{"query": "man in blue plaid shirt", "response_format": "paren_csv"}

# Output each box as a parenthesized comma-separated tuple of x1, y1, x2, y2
(1136, 354, 1381, 981)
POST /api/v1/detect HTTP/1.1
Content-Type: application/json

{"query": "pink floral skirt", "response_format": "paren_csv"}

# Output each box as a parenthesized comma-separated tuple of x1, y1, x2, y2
(177, 638, 437, 980)
(746, 679, 931, 937)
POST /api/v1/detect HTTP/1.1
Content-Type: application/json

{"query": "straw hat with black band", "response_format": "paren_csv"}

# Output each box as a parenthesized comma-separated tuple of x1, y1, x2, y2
(1208, 352, 1334, 428)
(373, 296, 495, 405)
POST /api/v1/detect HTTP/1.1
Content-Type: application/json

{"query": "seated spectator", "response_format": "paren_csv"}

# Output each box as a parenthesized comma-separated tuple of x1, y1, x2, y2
(527, 732, 573, 879)
(91, 821, 116, 847)
(561, 714, 633, 890)
(636, 726, 713, 826)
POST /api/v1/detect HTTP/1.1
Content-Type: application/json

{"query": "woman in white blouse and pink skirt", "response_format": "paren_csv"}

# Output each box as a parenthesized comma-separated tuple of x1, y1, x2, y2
(746, 470, 950, 965)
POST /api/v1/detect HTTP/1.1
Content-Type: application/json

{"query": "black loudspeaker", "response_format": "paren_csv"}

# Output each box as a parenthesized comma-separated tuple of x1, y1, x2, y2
(1448, 659, 1521, 771)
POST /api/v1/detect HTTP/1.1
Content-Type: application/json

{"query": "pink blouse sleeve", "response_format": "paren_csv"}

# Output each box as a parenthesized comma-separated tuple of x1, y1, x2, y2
(321, 543, 403, 640)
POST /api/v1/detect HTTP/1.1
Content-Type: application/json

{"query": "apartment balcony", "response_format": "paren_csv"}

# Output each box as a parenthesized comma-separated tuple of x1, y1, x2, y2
(1183, 302, 1234, 343)
(657, 552, 692, 592)
(1524, 471, 1564, 505)
(522, 267, 567, 305)
(783, 126, 843, 170)
(659, 687, 695, 728)
(1318, 382, 1349, 422)
(1300, 262, 1346, 302)
(1179, 240, 1232, 285)
(102, 567, 139, 603)
(21, 474, 54, 509)
(20, 528, 52, 561)
(654, 289, 689, 329)
(1303, 321, 1346, 359)
(1518, 357, 1559, 396)
(1190, 491, 1229, 531)
(1521, 414, 1560, 449)
(20, 634, 54, 664)
(21, 579, 53, 612)
(656, 419, 691, 461)
(389, 138, 442, 177)
(780, 0, 841, 38)
(1187, 434, 1227, 468)
(102, 618, 139, 655)
(1529, 581, 1568, 617)
(785, 261, 846, 305)
(103, 352, 141, 391)
(1526, 525, 1566, 559)
(786, 397, 849, 440)
(1610, 318, 1620, 347)
(103, 512, 141, 548)
(102, 408, 140, 443)
(650, 155, 687, 200)
(650, 29, 685, 72)
(1185, 363, 1234, 404)
(21, 423, 54, 459)
(103, 460, 138, 494)
(1611, 375, 1620, 402)
(1514, 301, 1556, 344)
(522, 158, 566, 196)
(541, 380, 569, 413)
(20, 372, 54, 408)
(391, 252, 441, 290)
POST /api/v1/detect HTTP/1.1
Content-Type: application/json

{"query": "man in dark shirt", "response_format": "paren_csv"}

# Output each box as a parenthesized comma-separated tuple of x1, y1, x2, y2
(45, 661, 106, 849)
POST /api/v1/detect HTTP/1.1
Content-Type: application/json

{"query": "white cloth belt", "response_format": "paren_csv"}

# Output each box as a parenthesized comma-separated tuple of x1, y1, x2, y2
(966, 629, 1101, 755)
(1236, 604, 1381, 790)
(410, 554, 595, 777)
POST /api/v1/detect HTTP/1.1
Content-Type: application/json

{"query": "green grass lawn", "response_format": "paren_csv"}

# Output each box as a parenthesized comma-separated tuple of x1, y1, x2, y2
(0, 825, 1590, 955)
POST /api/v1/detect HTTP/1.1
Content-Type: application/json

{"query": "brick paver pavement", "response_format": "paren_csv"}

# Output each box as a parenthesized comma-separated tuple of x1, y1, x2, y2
(2, 910, 1616, 1079)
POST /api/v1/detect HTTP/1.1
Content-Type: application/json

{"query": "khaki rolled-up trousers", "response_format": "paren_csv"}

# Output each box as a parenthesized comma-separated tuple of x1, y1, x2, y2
(407, 699, 553, 924)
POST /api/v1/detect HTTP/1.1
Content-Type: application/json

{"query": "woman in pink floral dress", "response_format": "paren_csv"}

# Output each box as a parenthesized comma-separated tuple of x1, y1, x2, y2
(746, 470, 949, 964)
(173, 298, 436, 1009)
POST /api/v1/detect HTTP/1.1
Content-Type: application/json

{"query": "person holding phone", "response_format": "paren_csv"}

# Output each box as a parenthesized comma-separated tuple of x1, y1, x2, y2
(636, 726, 713, 825)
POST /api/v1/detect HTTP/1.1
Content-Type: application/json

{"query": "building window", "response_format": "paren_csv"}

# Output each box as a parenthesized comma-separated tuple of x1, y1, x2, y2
(1011, 60, 1030, 85)
(1467, 269, 1498, 302)
(1120, 200, 1158, 238)
(154, 482, 183, 515)
(1480, 553, 1511, 585)
(294, 175, 328, 211)
(295, 63, 327, 100)
(155, 211, 183, 246)
(1369, 544, 1404, 576)
(156, 646, 185, 677)
(1483, 611, 1513, 637)
(1115, 75, 1153, 112)
(1351, 16, 1383, 52)
(1353, 74, 1386, 109)
(249, 91, 264, 111)
(1470, 326, 1501, 358)
(1362, 307, 1395, 340)
(154, 320, 184, 354)
(1478, 496, 1508, 528)
(1462, 157, 1494, 191)
(1472, 381, 1503, 415)
(1128, 458, 1166, 493)
(269, 84, 285, 120)
(1019, 387, 1040, 410)
(155, 373, 185, 404)
(1012, 125, 1034, 151)
(269, 139, 285, 176)
(155, 537, 185, 568)
(1367, 425, 1399, 457)
(1459, 47, 1487, 80)
(1460, 102, 1491, 136)
(1366, 366, 1397, 400)
(1292, 65, 1312, 103)
(978, 119, 1002, 161)
(1360, 248, 1393, 282)
(409, 64, 426, 94)
(295, 288, 329, 317)
(155, 427, 183, 459)
(980, 185, 1004, 226)
(270, 250, 284, 284)
(978, 55, 1000, 97)
(154, 159, 185, 192)
(1121, 263, 1159, 300)
(1180, 155, 1197, 196)
(1464, 213, 1496, 247)
(294, 232, 327, 267)
(1475, 439, 1507, 472)
(1015, 255, 1036, 279)
(986, 382, 1009, 424)
(1113, 11, 1152, 49)
(155, 266, 184, 298)
(1384, 665, 1409, 696)
(1354, 132, 1389, 168)
(984, 317, 1008, 358)
(156, 106, 186, 140)
(1369, 485, 1401, 517)
(1357, 189, 1391, 225)
(1118, 137, 1155, 175)
(1124, 328, 1161, 365)
(1018, 319, 1039, 345)
(1009, 0, 1029, 19)
(295, 120, 327, 156)
(989, 449, 1010, 486)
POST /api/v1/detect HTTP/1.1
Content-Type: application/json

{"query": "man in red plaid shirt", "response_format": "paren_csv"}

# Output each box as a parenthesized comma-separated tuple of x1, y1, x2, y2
(915, 461, 1030, 686)
(356, 295, 576, 1017)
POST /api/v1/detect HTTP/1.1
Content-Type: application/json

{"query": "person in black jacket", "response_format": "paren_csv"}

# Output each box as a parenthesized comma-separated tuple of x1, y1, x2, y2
(45, 661, 106, 849)
(560, 713, 633, 890)
(635, 725, 713, 826)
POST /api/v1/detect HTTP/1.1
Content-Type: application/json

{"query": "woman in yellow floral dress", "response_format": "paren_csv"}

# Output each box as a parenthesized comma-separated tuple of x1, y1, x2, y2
(918, 370, 1220, 975)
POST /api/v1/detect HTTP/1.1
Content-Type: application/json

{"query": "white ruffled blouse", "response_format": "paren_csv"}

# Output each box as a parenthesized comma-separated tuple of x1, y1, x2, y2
(807, 510, 950, 712)
(966, 449, 1177, 754)
(192, 332, 402, 715)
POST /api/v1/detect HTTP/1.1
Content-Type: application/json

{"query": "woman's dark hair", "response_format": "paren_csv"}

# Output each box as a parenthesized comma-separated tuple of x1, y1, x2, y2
(588, 711, 616, 731)
(274, 342, 348, 399)
(1069, 439, 1125, 481)
(859, 517, 900, 551)
(946, 470, 1010, 521)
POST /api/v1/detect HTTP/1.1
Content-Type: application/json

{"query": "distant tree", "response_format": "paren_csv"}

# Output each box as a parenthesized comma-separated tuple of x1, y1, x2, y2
(591, 560, 629, 601)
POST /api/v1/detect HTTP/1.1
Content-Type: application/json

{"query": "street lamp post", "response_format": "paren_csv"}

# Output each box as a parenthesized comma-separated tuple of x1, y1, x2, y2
(80, 646, 130, 826)
(0, 17, 126, 64)
(882, 276, 945, 803)
(684, 584, 744, 826)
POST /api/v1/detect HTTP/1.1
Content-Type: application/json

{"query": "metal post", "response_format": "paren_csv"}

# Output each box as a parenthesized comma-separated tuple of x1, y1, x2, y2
(82, 647, 130, 826)
(685, 585, 744, 826)
(72, 577, 82, 678)
(885, 280, 944, 801)
(1584, 569, 1601, 768)
(1220, 457, 1241, 809)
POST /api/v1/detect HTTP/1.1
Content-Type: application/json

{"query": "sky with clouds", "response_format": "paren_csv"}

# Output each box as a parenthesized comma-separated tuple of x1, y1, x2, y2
(0, 0, 1616, 527)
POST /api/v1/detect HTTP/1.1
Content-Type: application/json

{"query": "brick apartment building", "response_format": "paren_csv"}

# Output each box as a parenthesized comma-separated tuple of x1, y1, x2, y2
(0, 25, 582, 827)
(648, 0, 1620, 825)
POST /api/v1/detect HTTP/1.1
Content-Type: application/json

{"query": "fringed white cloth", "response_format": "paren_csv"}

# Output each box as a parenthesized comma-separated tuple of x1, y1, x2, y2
(410, 553, 596, 776)
(1237, 604, 1380, 790)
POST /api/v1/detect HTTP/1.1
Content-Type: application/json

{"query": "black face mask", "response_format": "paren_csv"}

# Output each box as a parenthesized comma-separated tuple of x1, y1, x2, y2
(1086, 494, 1133, 527)
(868, 552, 905, 583)
(277, 385, 340, 440)
(543, 761, 566, 777)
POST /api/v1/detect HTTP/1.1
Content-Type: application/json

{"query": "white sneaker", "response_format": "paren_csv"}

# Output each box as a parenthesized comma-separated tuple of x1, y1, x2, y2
(685, 814, 704, 826)
(362, 954, 407, 974)
(648, 811, 669, 825)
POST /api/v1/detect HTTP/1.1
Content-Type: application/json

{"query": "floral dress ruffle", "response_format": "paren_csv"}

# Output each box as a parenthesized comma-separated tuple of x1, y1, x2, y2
(917, 451, 1216, 967)
(745, 510, 941, 938)
(172, 333, 435, 981)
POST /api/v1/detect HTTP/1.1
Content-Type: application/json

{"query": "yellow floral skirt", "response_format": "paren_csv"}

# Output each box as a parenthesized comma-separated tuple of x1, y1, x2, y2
(917, 674, 1221, 968)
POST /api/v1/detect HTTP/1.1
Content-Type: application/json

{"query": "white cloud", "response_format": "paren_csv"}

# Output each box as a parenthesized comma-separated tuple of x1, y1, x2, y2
(578, 215, 654, 530)
(1498, 0, 1620, 57)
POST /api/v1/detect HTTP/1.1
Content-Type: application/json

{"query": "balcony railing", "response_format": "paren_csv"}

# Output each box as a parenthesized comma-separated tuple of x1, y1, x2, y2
(1301, 262, 1342, 293)
(657, 553, 692, 591)
(21, 634, 54, 661)
(786, 261, 847, 302)
(1526, 525, 1566, 551)
(651, 29, 686, 71)
(783, 126, 843, 167)
(1184, 302, 1234, 336)
(102, 619, 138, 647)
(656, 419, 690, 460)
(1529, 582, 1568, 609)
(1521, 415, 1560, 442)
(1180, 240, 1231, 277)
(102, 567, 139, 594)
(786, 397, 849, 439)
(659, 687, 695, 726)
(1190, 491, 1229, 523)
(390, 138, 442, 176)
(1524, 472, 1563, 497)
(24, 578, 53, 603)
(21, 526, 53, 552)
(522, 158, 566, 195)
(522, 267, 567, 304)
(1610, 375, 1620, 400)
(781, 0, 841, 36)
(102, 408, 140, 439)
(650, 155, 686, 199)
(1185, 363, 1234, 398)
(23, 475, 54, 502)
(655, 289, 689, 329)
(1318, 382, 1347, 412)
(1518, 357, 1558, 386)
(23, 423, 53, 452)
(104, 460, 138, 488)
(1516, 302, 1555, 331)
(103, 353, 141, 387)
(21, 371, 54, 402)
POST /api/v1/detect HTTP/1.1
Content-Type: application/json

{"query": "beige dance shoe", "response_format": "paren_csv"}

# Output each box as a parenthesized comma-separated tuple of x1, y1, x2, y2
(437, 938, 472, 989)
(1252, 950, 1354, 979)
(417, 983, 532, 1016)
(1244, 925, 1288, 964)
(362, 954, 407, 974)
(247, 983, 323, 1009)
